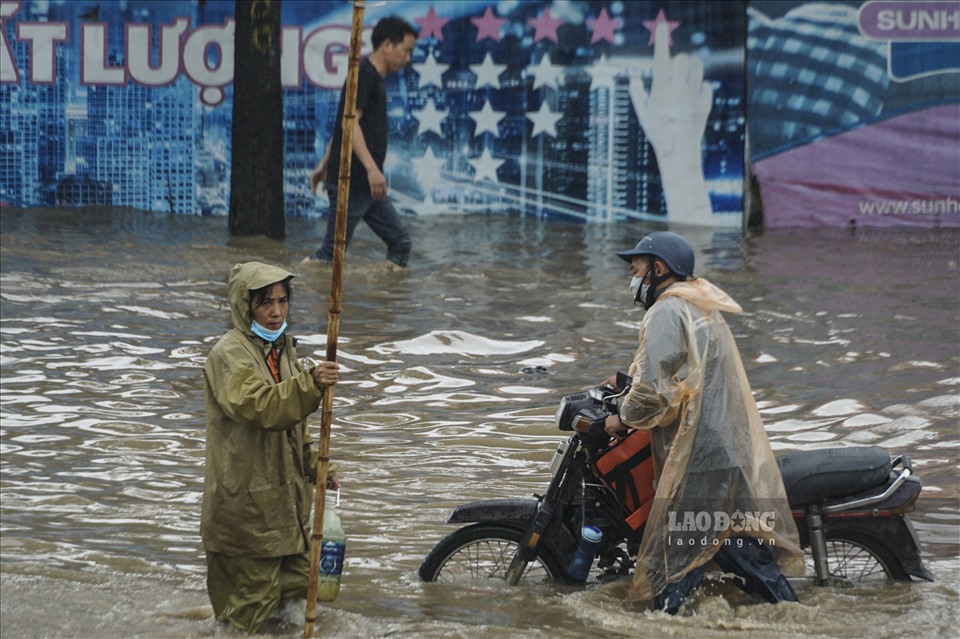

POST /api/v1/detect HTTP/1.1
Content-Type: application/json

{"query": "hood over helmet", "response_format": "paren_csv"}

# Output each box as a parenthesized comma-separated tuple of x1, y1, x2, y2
(227, 262, 295, 335)
(660, 277, 743, 314)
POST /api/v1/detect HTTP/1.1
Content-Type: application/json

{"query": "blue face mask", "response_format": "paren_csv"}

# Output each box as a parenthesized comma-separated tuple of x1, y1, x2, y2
(251, 320, 287, 342)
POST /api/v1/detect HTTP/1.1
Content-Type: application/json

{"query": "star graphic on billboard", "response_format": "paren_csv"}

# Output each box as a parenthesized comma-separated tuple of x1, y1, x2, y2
(527, 101, 562, 138)
(470, 99, 505, 138)
(415, 6, 448, 42)
(643, 9, 680, 46)
(527, 7, 563, 43)
(471, 52, 506, 90)
(587, 7, 622, 45)
(587, 53, 616, 91)
(471, 6, 506, 43)
(413, 51, 448, 90)
(413, 99, 447, 137)
(412, 147, 447, 189)
(528, 53, 563, 91)
(469, 148, 505, 183)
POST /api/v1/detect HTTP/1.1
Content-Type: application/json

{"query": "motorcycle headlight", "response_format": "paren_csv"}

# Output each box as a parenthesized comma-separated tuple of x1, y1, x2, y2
(554, 395, 572, 430)
(555, 391, 593, 431)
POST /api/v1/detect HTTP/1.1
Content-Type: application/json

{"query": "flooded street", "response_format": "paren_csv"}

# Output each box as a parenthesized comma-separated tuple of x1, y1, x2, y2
(1, 207, 958, 638)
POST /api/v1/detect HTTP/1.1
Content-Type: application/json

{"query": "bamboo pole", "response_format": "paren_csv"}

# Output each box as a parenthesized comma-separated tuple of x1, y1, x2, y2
(303, 2, 365, 636)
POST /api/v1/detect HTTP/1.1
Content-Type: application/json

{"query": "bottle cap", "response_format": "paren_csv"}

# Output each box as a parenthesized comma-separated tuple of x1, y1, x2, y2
(582, 525, 602, 542)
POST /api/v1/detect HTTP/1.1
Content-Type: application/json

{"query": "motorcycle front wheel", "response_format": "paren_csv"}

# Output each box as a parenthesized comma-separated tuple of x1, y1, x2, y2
(419, 523, 566, 583)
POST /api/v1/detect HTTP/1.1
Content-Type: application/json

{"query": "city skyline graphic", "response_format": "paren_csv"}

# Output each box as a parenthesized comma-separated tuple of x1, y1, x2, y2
(1, 1, 746, 225)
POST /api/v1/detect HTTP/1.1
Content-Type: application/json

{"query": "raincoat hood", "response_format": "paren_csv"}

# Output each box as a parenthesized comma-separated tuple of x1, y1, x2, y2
(227, 262, 295, 336)
(659, 277, 743, 315)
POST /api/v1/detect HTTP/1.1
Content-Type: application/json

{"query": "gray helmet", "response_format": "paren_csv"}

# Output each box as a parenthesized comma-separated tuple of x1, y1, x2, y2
(616, 231, 695, 278)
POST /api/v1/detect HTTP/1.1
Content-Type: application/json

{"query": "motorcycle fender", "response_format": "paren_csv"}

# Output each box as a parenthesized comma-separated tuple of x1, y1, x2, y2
(869, 514, 934, 581)
(815, 513, 934, 582)
(900, 515, 935, 582)
(446, 498, 538, 525)
(445, 498, 578, 564)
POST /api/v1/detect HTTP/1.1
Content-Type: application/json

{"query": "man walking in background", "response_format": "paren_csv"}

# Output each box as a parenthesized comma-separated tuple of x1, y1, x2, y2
(304, 16, 417, 271)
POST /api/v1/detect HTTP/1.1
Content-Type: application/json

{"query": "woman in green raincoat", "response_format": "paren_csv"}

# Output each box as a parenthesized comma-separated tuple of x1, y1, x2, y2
(604, 232, 803, 613)
(201, 261, 339, 633)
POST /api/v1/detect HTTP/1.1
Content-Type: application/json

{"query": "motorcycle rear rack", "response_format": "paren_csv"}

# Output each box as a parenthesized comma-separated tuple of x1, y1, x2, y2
(821, 455, 913, 515)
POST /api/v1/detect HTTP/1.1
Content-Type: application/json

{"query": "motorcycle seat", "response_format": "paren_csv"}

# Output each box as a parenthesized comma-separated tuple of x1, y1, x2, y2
(776, 447, 891, 507)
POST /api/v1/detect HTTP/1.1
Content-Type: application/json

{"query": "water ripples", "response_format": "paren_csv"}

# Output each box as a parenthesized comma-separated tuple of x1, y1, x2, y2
(1, 209, 957, 637)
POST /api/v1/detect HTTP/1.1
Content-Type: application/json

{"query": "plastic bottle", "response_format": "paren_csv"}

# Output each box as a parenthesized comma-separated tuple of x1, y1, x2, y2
(566, 525, 602, 582)
(315, 493, 346, 602)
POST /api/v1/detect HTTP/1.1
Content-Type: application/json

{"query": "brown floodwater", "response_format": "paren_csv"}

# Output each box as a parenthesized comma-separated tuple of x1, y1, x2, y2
(1, 207, 958, 638)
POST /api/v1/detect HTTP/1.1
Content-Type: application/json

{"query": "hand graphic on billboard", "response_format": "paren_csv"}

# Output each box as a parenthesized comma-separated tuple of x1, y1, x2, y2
(629, 22, 715, 226)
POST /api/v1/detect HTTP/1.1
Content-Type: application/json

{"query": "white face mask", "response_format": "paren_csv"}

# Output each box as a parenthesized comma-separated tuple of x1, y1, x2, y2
(629, 276, 644, 304)
(630, 272, 655, 309)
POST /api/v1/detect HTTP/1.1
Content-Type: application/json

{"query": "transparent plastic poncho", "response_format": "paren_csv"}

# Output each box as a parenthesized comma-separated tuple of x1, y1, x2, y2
(618, 278, 804, 602)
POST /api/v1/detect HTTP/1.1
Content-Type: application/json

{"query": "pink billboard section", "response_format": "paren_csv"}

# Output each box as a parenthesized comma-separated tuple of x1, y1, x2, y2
(754, 103, 960, 228)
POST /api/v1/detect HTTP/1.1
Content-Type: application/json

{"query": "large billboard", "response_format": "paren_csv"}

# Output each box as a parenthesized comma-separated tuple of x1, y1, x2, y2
(0, 0, 746, 226)
(748, 0, 960, 228)
(7, 1, 954, 228)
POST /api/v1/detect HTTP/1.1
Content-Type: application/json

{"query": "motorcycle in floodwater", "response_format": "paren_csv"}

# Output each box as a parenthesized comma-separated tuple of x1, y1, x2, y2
(419, 382, 933, 594)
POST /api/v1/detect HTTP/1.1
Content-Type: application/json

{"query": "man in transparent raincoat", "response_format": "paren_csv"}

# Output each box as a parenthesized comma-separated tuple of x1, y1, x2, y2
(604, 232, 803, 613)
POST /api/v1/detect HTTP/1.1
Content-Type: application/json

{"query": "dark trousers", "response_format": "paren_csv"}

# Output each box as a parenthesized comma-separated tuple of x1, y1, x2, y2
(654, 536, 799, 614)
(315, 187, 411, 267)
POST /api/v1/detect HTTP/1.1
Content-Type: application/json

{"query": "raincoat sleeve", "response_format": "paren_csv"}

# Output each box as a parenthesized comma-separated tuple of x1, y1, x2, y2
(619, 301, 691, 431)
(294, 358, 338, 485)
(205, 346, 323, 432)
